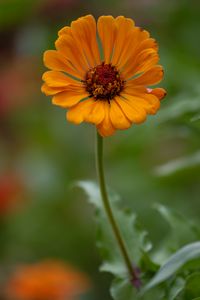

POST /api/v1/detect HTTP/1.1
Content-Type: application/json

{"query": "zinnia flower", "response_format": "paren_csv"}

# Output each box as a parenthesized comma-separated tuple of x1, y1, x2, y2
(0, 172, 24, 216)
(42, 15, 166, 137)
(5, 260, 90, 300)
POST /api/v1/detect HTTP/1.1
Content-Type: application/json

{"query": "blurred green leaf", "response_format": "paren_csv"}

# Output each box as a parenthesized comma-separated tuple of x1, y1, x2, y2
(184, 273, 200, 299)
(191, 114, 200, 122)
(110, 278, 137, 300)
(0, 0, 39, 28)
(152, 204, 200, 264)
(143, 242, 200, 293)
(154, 151, 200, 177)
(158, 89, 200, 123)
(168, 278, 185, 300)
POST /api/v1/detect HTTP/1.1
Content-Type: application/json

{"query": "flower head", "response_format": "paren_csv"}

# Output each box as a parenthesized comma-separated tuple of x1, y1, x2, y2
(5, 260, 90, 300)
(42, 15, 166, 137)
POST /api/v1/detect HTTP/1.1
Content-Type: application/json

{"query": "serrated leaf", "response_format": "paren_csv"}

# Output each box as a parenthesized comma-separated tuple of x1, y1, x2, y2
(77, 181, 102, 209)
(77, 180, 153, 299)
(143, 242, 200, 293)
(77, 180, 120, 209)
(154, 151, 200, 177)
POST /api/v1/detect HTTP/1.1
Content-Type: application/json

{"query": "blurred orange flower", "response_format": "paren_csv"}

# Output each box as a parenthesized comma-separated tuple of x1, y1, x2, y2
(42, 15, 166, 137)
(0, 57, 39, 117)
(0, 172, 24, 216)
(5, 260, 90, 300)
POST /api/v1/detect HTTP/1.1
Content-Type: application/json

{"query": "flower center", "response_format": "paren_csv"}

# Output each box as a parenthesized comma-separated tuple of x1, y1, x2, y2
(84, 63, 124, 101)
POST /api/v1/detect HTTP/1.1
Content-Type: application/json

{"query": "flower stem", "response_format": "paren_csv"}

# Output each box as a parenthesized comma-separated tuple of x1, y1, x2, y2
(95, 131, 135, 280)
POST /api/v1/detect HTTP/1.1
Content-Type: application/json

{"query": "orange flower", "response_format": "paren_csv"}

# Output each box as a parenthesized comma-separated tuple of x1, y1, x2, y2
(42, 15, 166, 137)
(5, 260, 90, 300)
(0, 172, 24, 216)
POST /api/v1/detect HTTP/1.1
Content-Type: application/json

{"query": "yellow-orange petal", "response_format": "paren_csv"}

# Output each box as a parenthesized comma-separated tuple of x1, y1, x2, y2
(52, 89, 88, 108)
(115, 96, 147, 123)
(41, 83, 67, 96)
(97, 16, 117, 64)
(109, 100, 131, 129)
(84, 100, 106, 125)
(115, 28, 140, 70)
(97, 102, 115, 137)
(58, 26, 71, 36)
(122, 49, 159, 79)
(42, 71, 82, 87)
(127, 65, 164, 87)
(43, 50, 82, 79)
(55, 36, 89, 76)
(121, 91, 160, 115)
(71, 15, 100, 67)
(66, 98, 95, 124)
(116, 27, 151, 70)
(148, 87, 167, 100)
(136, 38, 158, 53)
(111, 16, 135, 66)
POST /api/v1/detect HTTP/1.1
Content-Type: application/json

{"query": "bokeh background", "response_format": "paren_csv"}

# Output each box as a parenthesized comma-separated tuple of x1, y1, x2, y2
(0, 0, 200, 299)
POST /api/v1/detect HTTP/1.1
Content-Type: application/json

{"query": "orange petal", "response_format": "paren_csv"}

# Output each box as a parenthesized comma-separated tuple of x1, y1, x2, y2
(97, 102, 115, 137)
(42, 71, 82, 87)
(122, 49, 159, 80)
(71, 15, 101, 67)
(66, 98, 95, 124)
(58, 26, 71, 36)
(41, 83, 66, 96)
(84, 100, 106, 125)
(97, 16, 117, 64)
(115, 96, 147, 123)
(52, 89, 88, 108)
(127, 65, 164, 86)
(148, 87, 167, 100)
(111, 16, 135, 66)
(43, 50, 82, 79)
(116, 27, 151, 70)
(55, 35, 89, 76)
(109, 100, 131, 129)
(121, 91, 160, 115)
(136, 38, 158, 53)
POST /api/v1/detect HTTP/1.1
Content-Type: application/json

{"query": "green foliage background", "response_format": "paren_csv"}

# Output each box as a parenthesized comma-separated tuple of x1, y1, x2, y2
(0, 0, 200, 299)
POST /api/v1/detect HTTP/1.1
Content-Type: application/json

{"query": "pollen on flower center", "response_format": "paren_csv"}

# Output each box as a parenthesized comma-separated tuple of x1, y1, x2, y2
(84, 62, 124, 101)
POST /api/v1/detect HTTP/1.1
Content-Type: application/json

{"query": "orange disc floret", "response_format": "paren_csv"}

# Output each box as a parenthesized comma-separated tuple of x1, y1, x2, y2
(5, 260, 90, 300)
(42, 15, 166, 137)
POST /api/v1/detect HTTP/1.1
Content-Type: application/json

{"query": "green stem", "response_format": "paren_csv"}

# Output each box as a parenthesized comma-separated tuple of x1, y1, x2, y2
(95, 130, 135, 279)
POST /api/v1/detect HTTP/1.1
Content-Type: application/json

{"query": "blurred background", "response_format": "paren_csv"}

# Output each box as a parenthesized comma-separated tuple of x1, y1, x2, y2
(0, 0, 200, 299)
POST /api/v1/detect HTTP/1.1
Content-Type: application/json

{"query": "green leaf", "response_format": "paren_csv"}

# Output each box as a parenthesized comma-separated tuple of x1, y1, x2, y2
(168, 278, 185, 300)
(76, 181, 102, 209)
(191, 114, 200, 122)
(154, 151, 200, 177)
(110, 277, 137, 300)
(143, 242, 200, 293)
(184, 273, 200, 299)
(152, 204, 200, 264)
(77, 180, 152, 299)
(158, 90, 200, 123)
